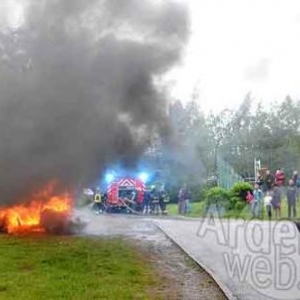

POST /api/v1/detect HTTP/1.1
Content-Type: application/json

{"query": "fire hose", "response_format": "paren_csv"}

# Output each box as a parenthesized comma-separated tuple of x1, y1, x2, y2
(118, 198, 144, 215)
(118, 196, 169, 215)
(91, 197, 142, 215)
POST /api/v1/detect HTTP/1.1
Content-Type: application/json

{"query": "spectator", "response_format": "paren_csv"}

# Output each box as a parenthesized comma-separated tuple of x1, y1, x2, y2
(275, 168, 285, 187)
(184, 187, 192, 214)
(252, 184, 263, 218)
(178, 184, 188, 215)
(292, 170, 298, 184)
(271, 184, 282, 219)
(264, 191, 272, 220)
(287, 179, 297, 220)
(246, 190, 254, 204)
(293, 170, 300, 201)
(264, 169, 274, 191)
(275, 168, 286, 196)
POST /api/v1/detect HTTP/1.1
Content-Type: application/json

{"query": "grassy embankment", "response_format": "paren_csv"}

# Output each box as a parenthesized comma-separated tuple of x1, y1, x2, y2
(0, 235, 163, 300)
(167, 199, 300, 220)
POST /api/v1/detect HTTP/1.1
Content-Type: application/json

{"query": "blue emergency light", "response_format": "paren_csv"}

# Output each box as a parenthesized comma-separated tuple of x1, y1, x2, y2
(105, 173, 115, 183)
(138, 172, 149, 183)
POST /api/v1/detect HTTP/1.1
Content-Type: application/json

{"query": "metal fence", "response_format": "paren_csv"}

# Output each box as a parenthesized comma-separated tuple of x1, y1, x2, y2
(217, 156, 243, 189)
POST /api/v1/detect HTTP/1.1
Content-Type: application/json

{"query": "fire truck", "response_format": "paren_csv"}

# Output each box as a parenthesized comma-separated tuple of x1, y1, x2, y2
(105, 174, 147, 212)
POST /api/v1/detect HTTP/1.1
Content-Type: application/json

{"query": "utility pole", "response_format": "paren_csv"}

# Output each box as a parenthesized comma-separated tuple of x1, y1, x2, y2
(254, 158, 261, 180)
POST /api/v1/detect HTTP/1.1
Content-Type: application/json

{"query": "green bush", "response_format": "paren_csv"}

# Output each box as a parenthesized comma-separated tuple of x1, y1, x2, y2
(224, 182, 253, 211)
(230, 181, 253, 201)
(234, 201, 246, 211)
(228, 196, 240, 210)
(205, 187, 230, 207)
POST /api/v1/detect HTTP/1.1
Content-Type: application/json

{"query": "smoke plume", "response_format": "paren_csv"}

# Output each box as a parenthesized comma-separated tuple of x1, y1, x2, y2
(0, 0, 189, 204)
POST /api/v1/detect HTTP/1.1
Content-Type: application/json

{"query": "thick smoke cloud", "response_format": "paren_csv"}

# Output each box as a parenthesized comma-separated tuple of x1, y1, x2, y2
(0, 0, 189, 204)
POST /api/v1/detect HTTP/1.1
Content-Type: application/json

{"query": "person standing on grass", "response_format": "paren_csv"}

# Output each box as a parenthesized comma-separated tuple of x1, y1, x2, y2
(271, 184, 282, 219)
(252, 184, 263, 218)
(275, 169, 285, 186)
(292, 170, 298, 185)
(178, 184, 188, 215)
(264, 169, 274, 192)
(184, 186, 192, 214)
(264, 191, 272, 220)
(287, 179, 297, 220)
(246, 190, 254, 215)
(292, 170, 300, 201)
(275, 168, 286, 196)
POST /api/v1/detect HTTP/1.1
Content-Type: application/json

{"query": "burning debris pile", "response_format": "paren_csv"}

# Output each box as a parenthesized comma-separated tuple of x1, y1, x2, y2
(0, 183, 86, 235)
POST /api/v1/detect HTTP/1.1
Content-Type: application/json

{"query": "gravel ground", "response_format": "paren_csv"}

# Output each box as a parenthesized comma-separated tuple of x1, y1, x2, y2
(78, 211, 227, 300)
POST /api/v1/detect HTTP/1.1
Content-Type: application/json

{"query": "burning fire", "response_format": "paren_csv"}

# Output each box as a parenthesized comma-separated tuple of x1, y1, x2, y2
(0, 184, 72, 234)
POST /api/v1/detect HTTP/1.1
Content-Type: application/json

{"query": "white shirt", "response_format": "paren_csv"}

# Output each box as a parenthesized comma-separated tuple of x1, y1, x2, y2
(264, 195, 272, 206)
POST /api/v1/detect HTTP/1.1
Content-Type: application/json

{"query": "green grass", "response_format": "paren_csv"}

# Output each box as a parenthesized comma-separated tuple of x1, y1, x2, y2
(168, 199, 300, 221)
(168, 201, 206, 217)
(0, 235, 161, 300)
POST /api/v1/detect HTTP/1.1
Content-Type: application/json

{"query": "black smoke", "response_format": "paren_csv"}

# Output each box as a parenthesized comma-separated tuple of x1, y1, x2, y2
(0, 0, 189, 204)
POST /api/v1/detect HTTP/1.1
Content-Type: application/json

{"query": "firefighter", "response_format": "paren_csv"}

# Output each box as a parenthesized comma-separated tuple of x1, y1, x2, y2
(159, 185, 169, 215)
(150, 185, 160, 214)
(143, 188, 151, 214)
(93, 187, 104, 214)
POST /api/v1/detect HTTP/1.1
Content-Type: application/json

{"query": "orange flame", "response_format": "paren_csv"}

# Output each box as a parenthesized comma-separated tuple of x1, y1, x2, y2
(0, 184, 72, 234)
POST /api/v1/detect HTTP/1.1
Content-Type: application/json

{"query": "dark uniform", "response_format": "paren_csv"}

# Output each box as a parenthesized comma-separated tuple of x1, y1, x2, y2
(150, 186, 160, 214)
(143, 190, 151, 214)
(159, 189, 169, 215)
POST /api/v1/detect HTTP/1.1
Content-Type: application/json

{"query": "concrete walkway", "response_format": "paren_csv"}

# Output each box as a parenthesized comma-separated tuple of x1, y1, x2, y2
(155, 218, 300, 300)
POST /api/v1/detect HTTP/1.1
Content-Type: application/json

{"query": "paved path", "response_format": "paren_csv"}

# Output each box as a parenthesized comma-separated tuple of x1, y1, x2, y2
(79, 212, 227, 299)
(155, 218, 300, 300)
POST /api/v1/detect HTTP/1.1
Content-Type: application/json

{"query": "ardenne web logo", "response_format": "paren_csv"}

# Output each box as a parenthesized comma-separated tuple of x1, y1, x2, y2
(197, 217, 300, 300)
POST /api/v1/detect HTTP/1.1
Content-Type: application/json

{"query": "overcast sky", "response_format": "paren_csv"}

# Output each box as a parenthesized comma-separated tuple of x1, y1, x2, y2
(166, 0, 300, 112)
(2, 0, 300, 113)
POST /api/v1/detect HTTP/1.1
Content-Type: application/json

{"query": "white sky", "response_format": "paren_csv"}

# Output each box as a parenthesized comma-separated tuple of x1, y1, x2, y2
(2, 0, 300, 113)
(0, 0, 24, 28)
(167, 0, 300, 112)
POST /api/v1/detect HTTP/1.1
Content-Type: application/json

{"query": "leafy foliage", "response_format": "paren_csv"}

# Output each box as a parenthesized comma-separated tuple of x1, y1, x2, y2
(205, 187, 230, 206)
(234, 201, 246, 211)
(228, 181, 253, 210)
(230, 182, 253, 199)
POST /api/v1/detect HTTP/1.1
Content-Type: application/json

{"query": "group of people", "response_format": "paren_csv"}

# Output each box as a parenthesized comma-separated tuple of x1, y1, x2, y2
(91, 185, 170, 215)
(249, 169, 299, 220)
(142, 185, 169, 215)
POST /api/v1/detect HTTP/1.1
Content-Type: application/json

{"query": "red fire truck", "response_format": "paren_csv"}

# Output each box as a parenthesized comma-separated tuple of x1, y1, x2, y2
(105, 177, 146, 212)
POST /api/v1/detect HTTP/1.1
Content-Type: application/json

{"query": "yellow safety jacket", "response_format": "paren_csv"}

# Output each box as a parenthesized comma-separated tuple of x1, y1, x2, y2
(94, 193, 102, 203)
